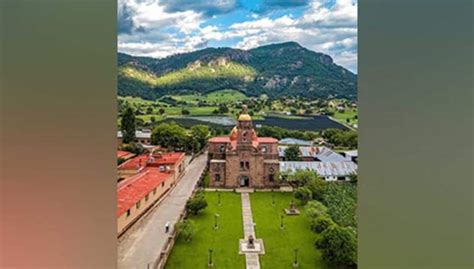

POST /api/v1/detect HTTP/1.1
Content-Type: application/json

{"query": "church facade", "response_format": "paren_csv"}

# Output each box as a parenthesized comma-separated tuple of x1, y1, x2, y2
(208, 106, 280, 188)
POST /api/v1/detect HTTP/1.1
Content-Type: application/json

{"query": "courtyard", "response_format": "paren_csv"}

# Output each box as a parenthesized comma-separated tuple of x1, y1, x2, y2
(165, 191, 340, 269)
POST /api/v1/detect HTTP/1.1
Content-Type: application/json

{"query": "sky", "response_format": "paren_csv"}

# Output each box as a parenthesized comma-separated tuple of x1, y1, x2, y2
(118, 0, 357, 73)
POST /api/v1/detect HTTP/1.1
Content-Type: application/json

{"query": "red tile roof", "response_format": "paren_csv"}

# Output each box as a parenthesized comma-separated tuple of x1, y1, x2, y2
(118, 155, 148, 170)
(149, 152, 184, 166)
(117, 169, 171, 217)
(118, 152, 184, 170)
(258, 137, 279, 143)
(117, 150, 134, 159)
(208, 136, 231, 143)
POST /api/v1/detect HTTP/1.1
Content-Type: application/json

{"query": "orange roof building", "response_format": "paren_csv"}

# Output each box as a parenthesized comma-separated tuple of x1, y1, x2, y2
(117, 168, 173, 234)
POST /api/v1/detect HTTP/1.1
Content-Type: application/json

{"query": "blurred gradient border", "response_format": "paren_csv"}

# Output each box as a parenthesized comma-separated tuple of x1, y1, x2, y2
(0, 0, 472, 268)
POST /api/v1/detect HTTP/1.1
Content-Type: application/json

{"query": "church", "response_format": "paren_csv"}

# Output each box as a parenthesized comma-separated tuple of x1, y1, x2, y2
(208, 106, 280, 188)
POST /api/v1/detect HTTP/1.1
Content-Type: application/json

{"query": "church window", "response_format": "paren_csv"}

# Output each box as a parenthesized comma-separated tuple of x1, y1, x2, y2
(269, 174, 275, 182)
(215, 174, 221, 181)
(261, 146, 268, 153)
(240, 161, 245, 171)
(219, 145, 225, 152)
(126, 209, 131, 217)
(245, 162, 250, 170)
(136, 200, 141, 209)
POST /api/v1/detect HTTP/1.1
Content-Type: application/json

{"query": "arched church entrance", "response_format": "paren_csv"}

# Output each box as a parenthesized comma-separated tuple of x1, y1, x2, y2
(239, 176, 250, 187)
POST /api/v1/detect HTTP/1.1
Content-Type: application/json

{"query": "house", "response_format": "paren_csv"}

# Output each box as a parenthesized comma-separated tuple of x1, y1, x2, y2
(116, 169, 173, 234)
(342, 150, 358, 163)
(118, 152, 186, 183)
(278, 146, 347, 162)
(117, 130, 152, 146)
(117, 150, 135, 161)
(279, 138, 312, 147)
(280, 161, 357, 181)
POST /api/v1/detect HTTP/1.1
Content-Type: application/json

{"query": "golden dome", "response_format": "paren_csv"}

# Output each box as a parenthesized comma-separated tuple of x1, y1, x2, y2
(238, 114, 252, 121)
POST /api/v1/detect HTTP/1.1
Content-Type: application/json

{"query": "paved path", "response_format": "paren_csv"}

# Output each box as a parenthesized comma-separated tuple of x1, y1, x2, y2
(118, 154, 207, 269)
(241, 193, 261, 269)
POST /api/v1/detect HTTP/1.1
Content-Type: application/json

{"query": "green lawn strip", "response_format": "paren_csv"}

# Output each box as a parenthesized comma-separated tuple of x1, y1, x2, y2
(250, 192, 335, 269)
(165, 192, 245, 269)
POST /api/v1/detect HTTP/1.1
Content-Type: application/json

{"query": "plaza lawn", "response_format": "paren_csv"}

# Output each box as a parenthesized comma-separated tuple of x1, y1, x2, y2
(250, 192, 339, 269)
(165, 192, 245, 269)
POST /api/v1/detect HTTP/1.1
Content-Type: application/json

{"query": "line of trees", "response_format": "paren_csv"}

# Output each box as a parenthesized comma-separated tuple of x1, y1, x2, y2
(151, 122, 210, 153)
(286, 170, 357, 267)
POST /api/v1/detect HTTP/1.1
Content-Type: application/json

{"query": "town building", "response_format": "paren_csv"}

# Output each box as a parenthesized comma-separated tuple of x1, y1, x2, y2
(279, 137, 313, 147)
(117, 150, 135, 161)
(208, 106, 279, 188)
(117, 129, 152, 146)
(118, 152, 186, 183)
(117, 169, 173, 234)
(278, 145, 347, 162)
(280, 161, 357, 181)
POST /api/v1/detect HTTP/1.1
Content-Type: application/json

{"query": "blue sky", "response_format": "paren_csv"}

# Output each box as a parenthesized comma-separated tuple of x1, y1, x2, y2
(118, 0, 357, 72)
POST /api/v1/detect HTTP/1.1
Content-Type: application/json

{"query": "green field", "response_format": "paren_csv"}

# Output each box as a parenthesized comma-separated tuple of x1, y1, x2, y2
(165, 192, 245, 269)
(333, 109, 358, 126)
(171, 89, 248, 104)
(250, 192, 336, 269)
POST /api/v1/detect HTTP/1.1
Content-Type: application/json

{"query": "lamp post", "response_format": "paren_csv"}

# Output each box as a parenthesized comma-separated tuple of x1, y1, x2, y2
(271, 190, 275, 206)
(214, 213, 220, 230)
(293, 248, 299, 267)
(280, 214, 285, 229)
(208, 248, 214, 267)
(218, 192, 221, 206)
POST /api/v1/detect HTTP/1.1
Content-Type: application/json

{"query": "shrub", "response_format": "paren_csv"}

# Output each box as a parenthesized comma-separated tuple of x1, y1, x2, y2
(305, 200, 328, 219)
(294, 186, 312, 204)
(175, 219, 197, 242)
(186, 193, 208, 215)
(310, 216, 334, 233)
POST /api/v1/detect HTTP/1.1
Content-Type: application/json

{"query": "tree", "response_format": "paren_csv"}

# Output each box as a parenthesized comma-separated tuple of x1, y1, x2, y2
(181, 109, 190, 115)
(307, 177, 327, 201)
(294, 186, 312, 204)
(305, 200, 329, 219)
(158, 108, 165, 115)
(175, 219, 197, 242)
(121, 106, 136, 144)
(287, 170, 317, 188)
(315, 225, 357, 266)
(190, 125, 210, 152)
(310, 215, 334, 233)
(284, 145, 301, 161)
(151, 122, 188, 150)
(186, 193, 208, 215)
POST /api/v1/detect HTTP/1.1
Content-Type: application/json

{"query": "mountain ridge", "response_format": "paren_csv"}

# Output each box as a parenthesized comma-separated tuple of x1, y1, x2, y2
(118, 42, 357, 100)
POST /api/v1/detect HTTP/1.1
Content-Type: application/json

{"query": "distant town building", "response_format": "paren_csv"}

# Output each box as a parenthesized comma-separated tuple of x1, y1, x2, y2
(117, 130, 152, 146)
(117, 169, 173, 234)
(278, 146, 347, 162)
(342, 150, 358, 163)
(280, 161, 357, 181)
(208, 105, 279, 188)
(279, 138, 312, 147)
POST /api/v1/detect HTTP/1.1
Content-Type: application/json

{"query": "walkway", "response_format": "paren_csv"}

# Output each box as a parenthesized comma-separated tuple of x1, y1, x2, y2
(117, 153, 208, 269)
(241, 192, 261, 269)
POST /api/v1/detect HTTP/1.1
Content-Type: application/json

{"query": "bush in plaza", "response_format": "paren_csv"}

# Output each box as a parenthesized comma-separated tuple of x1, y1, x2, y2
(305, 200, 328, 219)
(186, 193, 208, 215)
(310, 215, 334, 233)
(294, 186, 312, 204)
(175, 219, 197, 242)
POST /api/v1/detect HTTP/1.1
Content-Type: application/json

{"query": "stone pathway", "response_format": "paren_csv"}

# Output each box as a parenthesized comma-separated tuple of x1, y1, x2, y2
(241, 192, 261, 269)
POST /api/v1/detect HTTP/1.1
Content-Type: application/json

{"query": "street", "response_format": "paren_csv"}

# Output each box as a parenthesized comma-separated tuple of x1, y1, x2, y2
(117, 153, 208, 269)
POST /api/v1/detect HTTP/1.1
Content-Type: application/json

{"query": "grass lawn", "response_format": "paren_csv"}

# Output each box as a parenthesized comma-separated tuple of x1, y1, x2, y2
(165, 192, 245, 269)
(250, 192, 337, 269)
(332, 109, 358, 126)
(171, 89, 248, 104)
(164, 106, 219, 116)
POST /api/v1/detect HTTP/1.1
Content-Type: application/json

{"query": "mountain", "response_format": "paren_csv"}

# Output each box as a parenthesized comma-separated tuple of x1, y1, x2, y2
(118, 42, 357, 100)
